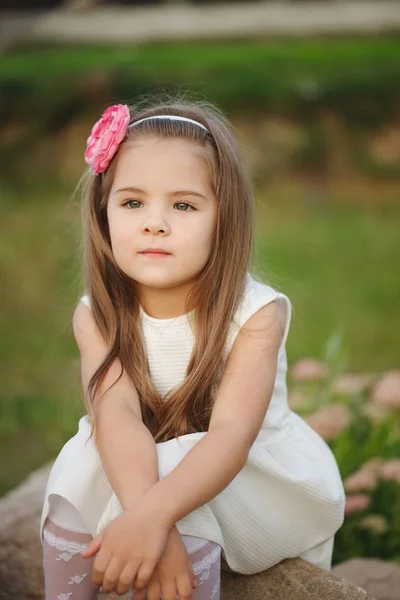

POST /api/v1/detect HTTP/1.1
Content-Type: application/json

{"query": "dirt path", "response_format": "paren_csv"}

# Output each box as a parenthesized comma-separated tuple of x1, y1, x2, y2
(1, 1, 400, 49)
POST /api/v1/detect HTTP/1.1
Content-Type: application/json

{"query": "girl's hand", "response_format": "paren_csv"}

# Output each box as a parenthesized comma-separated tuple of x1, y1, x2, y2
(143, 526, 197, 600)
(81, 503, 169, 594)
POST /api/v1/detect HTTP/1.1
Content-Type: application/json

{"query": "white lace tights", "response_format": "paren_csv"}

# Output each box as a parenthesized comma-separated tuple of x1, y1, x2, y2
(43, 519, 100, 600)
(42, 513, 221, 599)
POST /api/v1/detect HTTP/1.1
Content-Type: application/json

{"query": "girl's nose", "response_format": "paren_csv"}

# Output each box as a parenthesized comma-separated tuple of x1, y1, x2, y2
(141, 213, 170, 235)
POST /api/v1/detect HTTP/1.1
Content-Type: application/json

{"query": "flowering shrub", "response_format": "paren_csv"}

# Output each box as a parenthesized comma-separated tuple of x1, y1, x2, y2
(288, 332, 400, 564)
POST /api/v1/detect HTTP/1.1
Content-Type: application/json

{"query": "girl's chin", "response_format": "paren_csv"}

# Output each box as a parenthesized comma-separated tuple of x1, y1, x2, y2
(130, 274, 180, 288)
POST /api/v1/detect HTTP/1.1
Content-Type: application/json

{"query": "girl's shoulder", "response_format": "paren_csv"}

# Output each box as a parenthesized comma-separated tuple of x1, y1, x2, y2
(224, 272, 292, 358)
(237, 272, 291, 326)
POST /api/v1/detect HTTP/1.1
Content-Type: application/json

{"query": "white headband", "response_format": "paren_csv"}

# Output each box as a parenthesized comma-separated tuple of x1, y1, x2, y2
(129, 115, 210, 134)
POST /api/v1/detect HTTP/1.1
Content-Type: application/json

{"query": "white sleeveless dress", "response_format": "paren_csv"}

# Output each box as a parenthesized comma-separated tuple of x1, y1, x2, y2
(39, 272, 345, 574)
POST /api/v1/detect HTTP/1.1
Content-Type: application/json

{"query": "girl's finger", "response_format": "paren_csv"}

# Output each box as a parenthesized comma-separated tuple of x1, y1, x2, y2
(115, 563, 135, 596)
(81, 531, 104, 558)
(192, 575, 198, 590)
(146, 578, 161, 600)
(102, 556, 125, 594)
(135, 561, 155, 590)
(91, 547, 112, 588)
(176, 574, 194, 600)
(189, 567, 197, 589)
(132, 586, 146, 600)
(161, 577, 178, 600)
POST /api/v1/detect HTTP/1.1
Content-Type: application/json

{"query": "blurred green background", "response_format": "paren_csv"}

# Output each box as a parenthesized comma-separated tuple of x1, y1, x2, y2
(1, 3, 399, 565)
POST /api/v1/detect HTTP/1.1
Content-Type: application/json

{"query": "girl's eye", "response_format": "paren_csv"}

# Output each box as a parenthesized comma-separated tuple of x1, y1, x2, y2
(175, 202, 195, 211)
(123, 200, 195, 211)
(124, 200, 141, 209)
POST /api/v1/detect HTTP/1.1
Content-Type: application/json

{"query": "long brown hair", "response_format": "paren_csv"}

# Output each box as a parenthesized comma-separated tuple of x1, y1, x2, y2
(80, 97, 254, 443)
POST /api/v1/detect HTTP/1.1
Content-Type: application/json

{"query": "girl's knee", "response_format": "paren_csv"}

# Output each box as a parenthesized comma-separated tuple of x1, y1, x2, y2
(42, 520, 99, 600)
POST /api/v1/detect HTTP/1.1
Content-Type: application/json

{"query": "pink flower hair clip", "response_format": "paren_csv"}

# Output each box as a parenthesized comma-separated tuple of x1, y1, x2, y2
(84, 104, 131, 175)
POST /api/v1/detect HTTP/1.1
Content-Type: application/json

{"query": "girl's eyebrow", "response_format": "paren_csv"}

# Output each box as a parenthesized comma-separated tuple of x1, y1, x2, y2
(113, 186, 208, 200)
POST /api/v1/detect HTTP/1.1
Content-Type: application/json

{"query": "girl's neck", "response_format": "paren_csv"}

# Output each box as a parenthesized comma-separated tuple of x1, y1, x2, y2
(138, 280, 195, 319)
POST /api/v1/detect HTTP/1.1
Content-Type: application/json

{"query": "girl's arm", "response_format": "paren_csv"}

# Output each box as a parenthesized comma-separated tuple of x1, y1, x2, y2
(73, 301, 159, 510)
(75, 303, 198, 598)
(140, 301, 285, 528)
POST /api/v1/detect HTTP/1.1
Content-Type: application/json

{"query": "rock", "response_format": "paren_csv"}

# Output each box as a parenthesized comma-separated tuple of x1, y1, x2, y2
(0, 462, 53, 600)
(332, 559, 400, 600)
(220, 558, 376, 599)
(0, 462, 375, 600)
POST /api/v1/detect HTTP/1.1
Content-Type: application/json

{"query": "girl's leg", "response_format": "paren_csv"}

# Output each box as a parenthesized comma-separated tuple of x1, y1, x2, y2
(43, 519, 101, 600)
(182, 535, 221, 600)
(44, 495, 222, 600)
(42, 495, 101, 600)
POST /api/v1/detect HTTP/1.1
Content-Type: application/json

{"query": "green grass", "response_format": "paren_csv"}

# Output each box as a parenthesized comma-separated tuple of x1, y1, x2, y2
(1, 38, 400, 120)
(3, 38, 399, 84)
(254, 186, 400, 371)
(0, 181, 399, 496)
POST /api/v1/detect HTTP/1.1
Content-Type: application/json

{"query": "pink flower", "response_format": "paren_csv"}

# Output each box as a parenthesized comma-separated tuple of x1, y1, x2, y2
(84, 104, 130, 175)
(344, 494, 371, 516)
(344, 469, 377, 492)
(290, 358, 328, 382)
(304, 403, 350, 440)
(332, 372, 376, 396)
(359, 514, 388, 535)
(372, 370, 400, 408)
(380, 459, 400, 483)
(360, 458, 384, 475)
(364, 401, 391, 422)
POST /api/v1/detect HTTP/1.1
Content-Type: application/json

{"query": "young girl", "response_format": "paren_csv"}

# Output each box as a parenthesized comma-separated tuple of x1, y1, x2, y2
(40, 99, 345, 600)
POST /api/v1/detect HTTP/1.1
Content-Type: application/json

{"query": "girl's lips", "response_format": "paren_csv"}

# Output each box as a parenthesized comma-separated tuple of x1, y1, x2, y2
(140, 251, 171, 257)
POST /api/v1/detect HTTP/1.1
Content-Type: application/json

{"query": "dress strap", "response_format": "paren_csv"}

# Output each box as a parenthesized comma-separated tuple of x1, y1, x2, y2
(79, 295, 91, 309)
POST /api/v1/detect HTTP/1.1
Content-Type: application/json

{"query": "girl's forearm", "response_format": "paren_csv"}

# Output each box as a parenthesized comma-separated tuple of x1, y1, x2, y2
(142, 425, 248, 527)
(95, 401, 159, 510)
(75, 301, 160, 513)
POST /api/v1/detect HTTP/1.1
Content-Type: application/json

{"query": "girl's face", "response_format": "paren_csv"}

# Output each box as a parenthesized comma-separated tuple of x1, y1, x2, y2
(107, 137, 217, 301)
